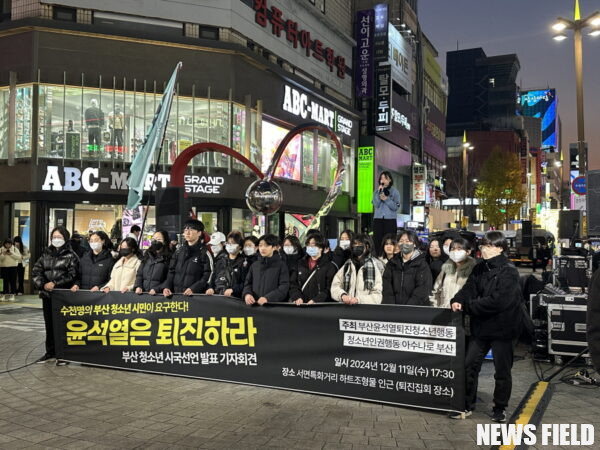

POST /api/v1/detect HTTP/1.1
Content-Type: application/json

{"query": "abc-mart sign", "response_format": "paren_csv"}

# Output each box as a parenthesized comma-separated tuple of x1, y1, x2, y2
(282, 85, 354, 137)
(40, 166, 226, 195)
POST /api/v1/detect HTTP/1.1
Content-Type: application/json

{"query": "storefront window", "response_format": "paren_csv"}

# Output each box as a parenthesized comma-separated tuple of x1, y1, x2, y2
(12, 202, 31, 248)
(15, 86, 33, 158)
(177, 95, 194, 161)
(192, 97, 209, 167)
(39, 85, 65, 158)
(74, 204, 120, 237)
(301, 131, 315, 185)
(0, 87, 8, 159)
(209, 99, 230, 169)
(317, 136, 331, 188)
(81, 86, 103, 160)
(262, 121, 301, 180)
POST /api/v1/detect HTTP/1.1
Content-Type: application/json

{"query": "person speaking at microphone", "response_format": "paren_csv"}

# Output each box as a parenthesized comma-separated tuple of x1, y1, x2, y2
(372, 171, 401, 252)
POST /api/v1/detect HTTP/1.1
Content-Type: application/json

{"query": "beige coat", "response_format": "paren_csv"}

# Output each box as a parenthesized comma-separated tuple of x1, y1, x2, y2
(331, 258, 383, 305)
(430, 257, 476, 308)
(0, 246, 21, 268)
(103, 256, 141, 291)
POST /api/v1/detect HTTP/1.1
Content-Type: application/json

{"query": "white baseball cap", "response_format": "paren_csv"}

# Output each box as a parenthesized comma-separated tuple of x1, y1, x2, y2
(209, 231, 226, 246)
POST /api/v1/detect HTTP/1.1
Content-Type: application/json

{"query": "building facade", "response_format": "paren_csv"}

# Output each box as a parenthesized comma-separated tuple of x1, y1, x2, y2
(0, 0, 360, 290)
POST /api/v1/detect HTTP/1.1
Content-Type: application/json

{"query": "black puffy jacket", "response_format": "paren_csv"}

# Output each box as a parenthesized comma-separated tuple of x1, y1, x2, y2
(382, 251, 432, 306)
(158, 241, 213, 293)
(32, 245, 80, 298)
(134, 251, 171, 292)
(211, 253, 246, 297)
(452, 254, 522, 340)
(332, 246, 351, 270)
(242, 253, 289, 302)
(289, 256, 338, 303)
(77, 249, 115, 289)
(282, 252, 302, 277)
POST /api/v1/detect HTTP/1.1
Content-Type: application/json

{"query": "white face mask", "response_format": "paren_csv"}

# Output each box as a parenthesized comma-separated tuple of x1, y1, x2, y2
(283, 245, 296, 255)
(211, 244, 223, 254)
(90, 242, 103, 252)
(449, 249, 467, 263)
(225, 243, 239, 254)
(51, 238, 65, 248)
(443, 245, 450, 255)
(243, 246, 256, 256)
(339, 239, 351, 250)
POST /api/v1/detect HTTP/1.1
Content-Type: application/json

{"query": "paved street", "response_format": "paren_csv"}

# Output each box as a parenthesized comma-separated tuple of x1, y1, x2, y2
(0, 294, 598, 449)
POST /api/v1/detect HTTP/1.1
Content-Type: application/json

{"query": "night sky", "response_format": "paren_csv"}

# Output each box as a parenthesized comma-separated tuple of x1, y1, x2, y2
(419, 0, 600, 170)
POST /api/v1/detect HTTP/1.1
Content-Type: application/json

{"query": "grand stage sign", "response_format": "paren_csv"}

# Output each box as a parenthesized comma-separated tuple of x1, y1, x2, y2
(52, 291, 465, 413)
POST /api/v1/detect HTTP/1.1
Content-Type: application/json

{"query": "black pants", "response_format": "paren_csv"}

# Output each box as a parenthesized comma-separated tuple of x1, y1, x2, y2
(1, 266, 17, 294)
(111, 128, 123, 147)
(16, 263, 25, 294)
(88, 127, 101, 149)
(373, 218, 397, 253)
(464, 337, 516, 412)
(42, 296, 55, 357)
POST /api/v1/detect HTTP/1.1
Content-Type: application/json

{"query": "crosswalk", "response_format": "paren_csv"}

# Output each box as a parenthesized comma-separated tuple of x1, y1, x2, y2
(0, 316, 46, 333)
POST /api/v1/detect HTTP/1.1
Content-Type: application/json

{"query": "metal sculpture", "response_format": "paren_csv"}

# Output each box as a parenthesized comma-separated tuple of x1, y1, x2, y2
(169, 121, 345, 239)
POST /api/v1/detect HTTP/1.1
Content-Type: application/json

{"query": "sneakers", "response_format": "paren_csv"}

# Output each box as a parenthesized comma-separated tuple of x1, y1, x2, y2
(36, 354, 55, 363)
(0, 294, 4, 301)
(492, 409, 507, 423)
(56, 360, 69, 366)
(448, 410, 472, 419)
(6, 294, 15, 302)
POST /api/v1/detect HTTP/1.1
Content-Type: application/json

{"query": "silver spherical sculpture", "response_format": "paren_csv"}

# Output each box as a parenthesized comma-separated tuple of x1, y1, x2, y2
(245, 179, 283, 215)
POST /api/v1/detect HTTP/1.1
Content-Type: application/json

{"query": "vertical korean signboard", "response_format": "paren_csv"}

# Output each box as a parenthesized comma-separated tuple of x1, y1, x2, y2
(374, 65, 392, 132)
(357, 146, 375, 213)
(372, 3, 389, 62)
(355, 9, 374, 98)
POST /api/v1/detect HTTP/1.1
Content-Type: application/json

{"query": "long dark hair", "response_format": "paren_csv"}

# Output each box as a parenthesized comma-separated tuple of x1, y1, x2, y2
(90, 231, 112, 251)
(13, 236, 24, 253)
(144, 230, 172, 261)
(283, 235, 303, 256)
(119, 237, 142, 259)
(50, 226, 70, 243)
(378, 171, 394, 187)
(379, 233, 397, 259)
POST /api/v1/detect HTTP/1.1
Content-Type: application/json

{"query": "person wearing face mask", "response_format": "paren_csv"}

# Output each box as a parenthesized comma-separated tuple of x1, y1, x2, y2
(243, 234, 290, 305)
(430, 238, 476, 308)
(382, 230, 432, 306)
(331, 234, 382, 305)
(290, 234, 338, 305)
(32, 226, 80, 362)
(426, 238, 448, 282)
(242, 235, 259, 270)
(333, 229, 354, 270)
(449, 231, 523, 422)
(206, 231, 246, 298)
(281, 235, 304, 276)
(208, 231, 227, 260)
(71, 231, 115, 293)
(158, 219, 213, 297)
(101, 237, 142, 293)
(134, 230, 172, 295)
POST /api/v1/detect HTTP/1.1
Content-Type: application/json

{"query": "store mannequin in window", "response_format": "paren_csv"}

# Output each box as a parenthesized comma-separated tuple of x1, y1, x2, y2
(108, 104, 124, 160)
(85, 99, 104, 158)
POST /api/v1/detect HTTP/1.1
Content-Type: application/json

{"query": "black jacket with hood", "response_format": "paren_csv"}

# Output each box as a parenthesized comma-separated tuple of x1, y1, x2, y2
(289, 255, 338, 303)
(158, 241, 213, 293)
(451, 254, 522, 340)
(134, 251, 171, 292)
(77, 249, 115, 289)
(382, 250, 432, 305)
(242, 253, 289, 302)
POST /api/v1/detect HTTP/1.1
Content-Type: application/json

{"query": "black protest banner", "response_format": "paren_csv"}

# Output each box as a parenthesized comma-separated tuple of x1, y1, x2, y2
(52, 291, 465, 412)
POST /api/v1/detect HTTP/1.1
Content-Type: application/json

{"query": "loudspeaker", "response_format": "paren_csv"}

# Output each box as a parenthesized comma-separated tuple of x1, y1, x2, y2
(588, 170, 600, 237)
(156, 186, 185, 235)
(522, 220, 533, 248)
(559, 210, 582, 239)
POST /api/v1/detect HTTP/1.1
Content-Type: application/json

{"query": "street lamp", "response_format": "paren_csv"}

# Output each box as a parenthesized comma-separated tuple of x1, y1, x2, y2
(551, 0, 600, 177)
(461, 135, 474, 223)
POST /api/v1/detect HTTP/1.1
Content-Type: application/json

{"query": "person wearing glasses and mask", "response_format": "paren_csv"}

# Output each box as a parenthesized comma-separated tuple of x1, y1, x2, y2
(382, 230, 432, 306)
(430, 237, 476, 308)
(134, 230, 172, 295)
(206, 231, 246, 298)
(331, 234, 382, 305)
(71, 231, 115, 292)
(158, 219, 213, 297)
(32, 226, 79, 363)
(290, 234, 338, 305)
(450, 231, 522, 423)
